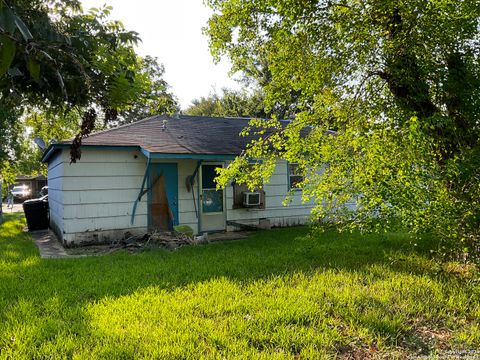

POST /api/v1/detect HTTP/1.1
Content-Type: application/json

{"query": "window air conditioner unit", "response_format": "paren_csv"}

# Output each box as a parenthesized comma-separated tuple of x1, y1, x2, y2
(242, 192, 261, 207)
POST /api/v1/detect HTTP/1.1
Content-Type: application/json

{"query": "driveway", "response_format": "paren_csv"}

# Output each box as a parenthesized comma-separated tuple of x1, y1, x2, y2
(1, 201, 69, 258)
(1, 202, 24, 213)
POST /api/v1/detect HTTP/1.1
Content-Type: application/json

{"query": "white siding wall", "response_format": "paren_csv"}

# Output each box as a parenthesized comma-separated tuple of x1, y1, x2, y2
(48, 150, 319, 245)
(175, 159, 201, 234)
(51, 152, 202, 245)
(226, 160, 314, 229)
(172, 159, 315, 233)
(52, 149, 148, 245)
(47, 151, 66, 241)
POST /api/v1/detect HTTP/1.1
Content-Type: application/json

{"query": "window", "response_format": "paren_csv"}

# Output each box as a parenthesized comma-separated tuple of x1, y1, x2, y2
(202, 164, 223, 213)
(288, 162, 304, 189)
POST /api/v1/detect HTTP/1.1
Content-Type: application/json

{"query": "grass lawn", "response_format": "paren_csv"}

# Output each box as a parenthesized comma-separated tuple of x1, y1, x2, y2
(0, 213, 478, 359)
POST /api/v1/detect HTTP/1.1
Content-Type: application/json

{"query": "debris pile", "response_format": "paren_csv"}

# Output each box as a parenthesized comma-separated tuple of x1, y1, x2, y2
(115, 229, 208, 251)
(148, 230, 194, 250)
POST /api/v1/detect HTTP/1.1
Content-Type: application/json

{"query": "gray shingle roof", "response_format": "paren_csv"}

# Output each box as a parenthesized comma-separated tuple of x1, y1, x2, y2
(68, 114, 261, 155)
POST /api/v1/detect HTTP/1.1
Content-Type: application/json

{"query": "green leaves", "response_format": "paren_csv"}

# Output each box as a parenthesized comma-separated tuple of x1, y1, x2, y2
(0, 35, 15, 77)
(185, 88, 267, 118)
(0, 4, 16, 33)
(207, 0, 480, 261)
(27, 57, 40, 82)
(0, 2, 33, 40)
(0, 3, 34, 78)
(0, 1, 178, 169)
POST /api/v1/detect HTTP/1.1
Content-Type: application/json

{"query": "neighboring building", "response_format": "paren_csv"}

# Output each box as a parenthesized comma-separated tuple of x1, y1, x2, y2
(41, 115, 316, 246)
(14, 175, 47, 198)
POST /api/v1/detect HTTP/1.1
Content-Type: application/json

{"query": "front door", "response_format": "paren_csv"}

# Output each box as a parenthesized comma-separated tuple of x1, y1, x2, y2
(149, 163, 178, 231)
(200, 164, 226, 232)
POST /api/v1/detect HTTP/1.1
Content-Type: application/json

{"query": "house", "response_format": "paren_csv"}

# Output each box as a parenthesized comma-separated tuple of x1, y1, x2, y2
(14, 174, 47, 198)
(41, 115, 315, 246)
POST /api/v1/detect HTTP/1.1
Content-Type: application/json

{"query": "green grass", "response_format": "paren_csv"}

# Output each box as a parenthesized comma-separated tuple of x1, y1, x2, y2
(0, 213, 478, 359)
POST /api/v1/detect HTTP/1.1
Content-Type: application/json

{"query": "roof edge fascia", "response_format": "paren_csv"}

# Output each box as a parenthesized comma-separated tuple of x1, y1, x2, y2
(42, 144, 238, 163)
(41, 144, 142, 163)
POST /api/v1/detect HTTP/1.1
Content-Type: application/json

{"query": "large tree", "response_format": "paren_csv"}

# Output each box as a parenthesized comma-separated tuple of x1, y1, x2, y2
(0, 0, 177, 164)
(185, 88, 267, 118)
(115, 55, 179, 125)
(12, 109, 80, 178)
(207, 0, 480, 259)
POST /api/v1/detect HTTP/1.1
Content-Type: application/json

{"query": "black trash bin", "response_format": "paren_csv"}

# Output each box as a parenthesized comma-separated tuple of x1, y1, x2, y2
(23, 196, 49, 231)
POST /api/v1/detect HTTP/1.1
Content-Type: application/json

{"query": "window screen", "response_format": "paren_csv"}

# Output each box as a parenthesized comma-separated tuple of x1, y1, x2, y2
(202, 165, 218, 189)
(288, 163, 304, 189)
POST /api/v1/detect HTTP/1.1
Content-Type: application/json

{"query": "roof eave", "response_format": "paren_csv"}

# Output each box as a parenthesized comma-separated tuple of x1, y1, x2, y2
(41, 144, 143, 163)
(141, 148, 237, 160)
(41, 144, 239, 163)
(40, 144, 64, 163)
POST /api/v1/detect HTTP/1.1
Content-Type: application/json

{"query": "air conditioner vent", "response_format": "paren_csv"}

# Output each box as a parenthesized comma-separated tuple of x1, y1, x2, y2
(242, 192, 261, 207)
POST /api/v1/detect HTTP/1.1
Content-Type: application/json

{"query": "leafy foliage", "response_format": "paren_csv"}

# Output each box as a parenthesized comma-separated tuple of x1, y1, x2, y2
(185, 87, 267, 118)
(0, 1, 177, 163)
(115, 56, 179, 125)
(0, 1, 137, 110)
(0, 102, 21, 188)
(17, 110, 81, 177)
(0, 103, 20, 165)
(0, 107, 82, 191)
(207, 0, 480, 260)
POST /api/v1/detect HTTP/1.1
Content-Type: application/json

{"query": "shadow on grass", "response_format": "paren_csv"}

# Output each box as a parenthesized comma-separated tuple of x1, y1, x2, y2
(0, 213, 476, 358)
(0, 213, 455, 304)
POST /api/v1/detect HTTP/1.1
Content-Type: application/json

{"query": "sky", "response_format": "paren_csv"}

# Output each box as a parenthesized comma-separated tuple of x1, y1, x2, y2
(80, 0, 241, 109)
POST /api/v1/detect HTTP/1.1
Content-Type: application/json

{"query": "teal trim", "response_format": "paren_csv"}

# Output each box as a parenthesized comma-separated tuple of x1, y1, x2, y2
(42, 143, 237, 163)
(144, 152, 236, 160)
(189, 160, 203, 220)
(191, 160, 203, 180)
(131, 158, 151, 225)
(41, 143, 142, 162)
(247, 158, 263, 164)
(140, 147, 150, 158)
(147, 164, 152, 229)
(198, 162, 227, 234)
(40, 145, 57, 163)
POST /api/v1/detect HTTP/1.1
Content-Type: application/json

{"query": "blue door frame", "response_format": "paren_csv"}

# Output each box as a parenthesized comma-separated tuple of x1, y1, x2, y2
(148, 163, 179, 230)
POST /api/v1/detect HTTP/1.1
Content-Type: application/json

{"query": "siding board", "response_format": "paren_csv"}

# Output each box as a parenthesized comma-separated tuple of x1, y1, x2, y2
(64, 216, 148, 233)
(63, 202, 147, 219)
(62, 162, 147, 177)
(47, 152, 65, 242)
(62, 176, 144, 191)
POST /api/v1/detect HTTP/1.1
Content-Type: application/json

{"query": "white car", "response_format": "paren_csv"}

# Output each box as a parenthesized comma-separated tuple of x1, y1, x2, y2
(11, 185, 32, 201)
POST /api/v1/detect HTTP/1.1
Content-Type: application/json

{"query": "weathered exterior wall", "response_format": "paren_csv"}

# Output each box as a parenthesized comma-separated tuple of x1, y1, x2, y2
(175, 159, 201, 234)
(53, 149, 148, 245)
(48, 150, 338, 245)
(147, 158, 200, 234)
(47, 151, 65, 242)
(226, 160, 314, 229)
(175, 160, 318, 233)
(50, 152, 203, 245)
